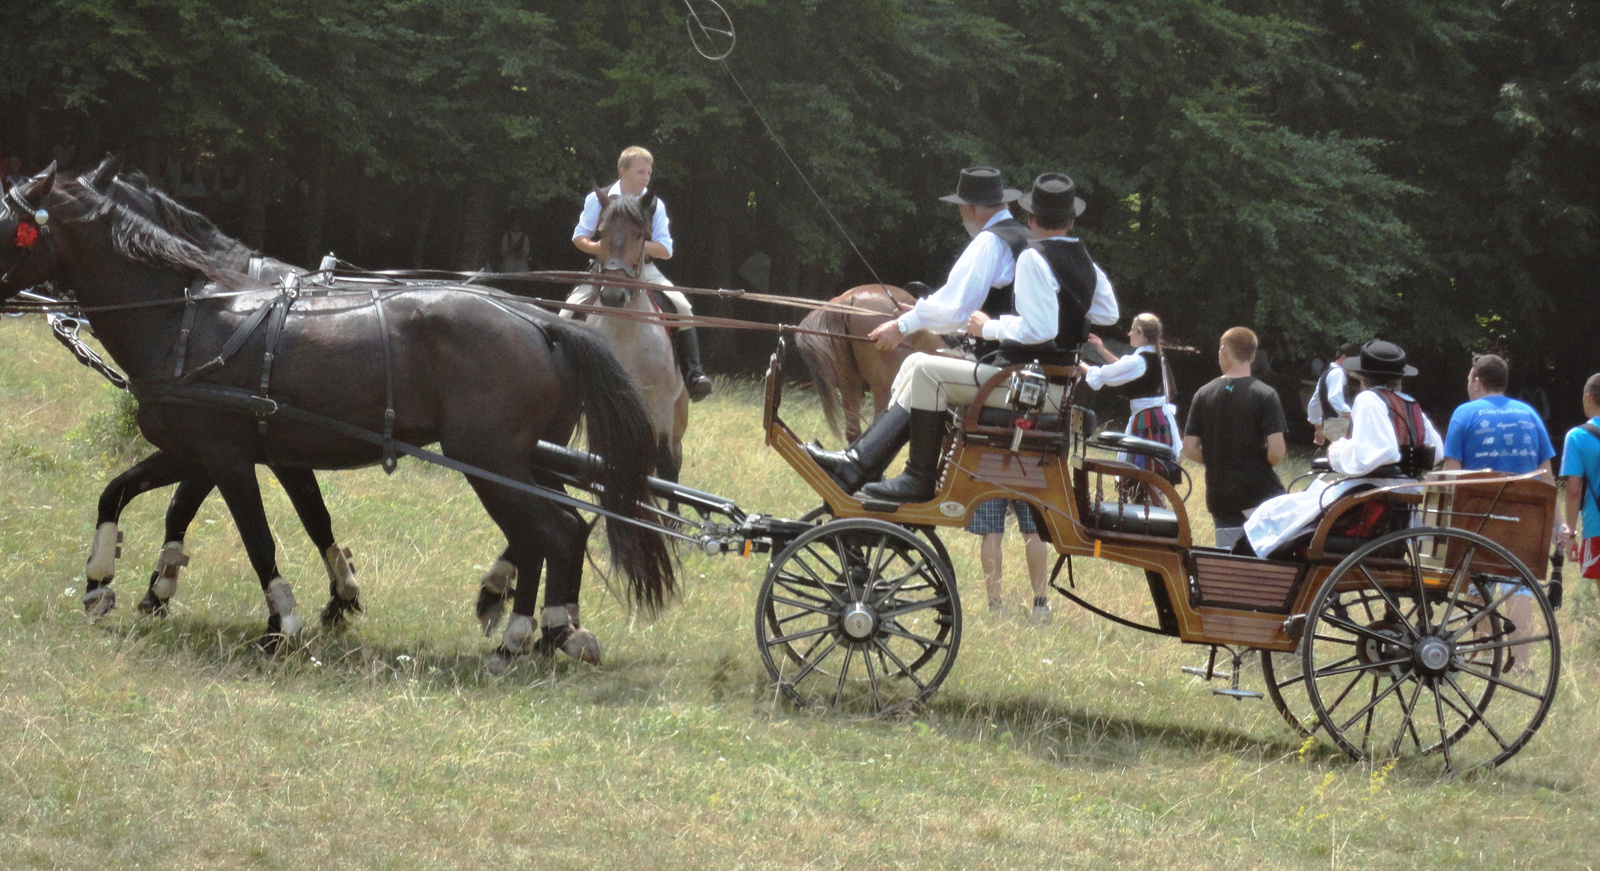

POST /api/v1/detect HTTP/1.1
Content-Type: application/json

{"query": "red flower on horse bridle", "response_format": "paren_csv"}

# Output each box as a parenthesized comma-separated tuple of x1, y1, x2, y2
(14, 222, 39, 249)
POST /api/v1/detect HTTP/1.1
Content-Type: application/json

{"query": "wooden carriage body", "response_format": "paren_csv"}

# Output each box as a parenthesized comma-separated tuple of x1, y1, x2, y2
(763, 353, 1557, 654)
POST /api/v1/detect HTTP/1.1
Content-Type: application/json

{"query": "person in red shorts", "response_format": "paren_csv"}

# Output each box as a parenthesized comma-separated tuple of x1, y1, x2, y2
(1561, 373, 1600, 586)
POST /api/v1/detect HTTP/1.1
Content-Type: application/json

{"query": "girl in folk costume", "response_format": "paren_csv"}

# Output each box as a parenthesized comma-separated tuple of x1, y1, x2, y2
(1243, 340, 1444, 558)
(1078, 312, 1182, 504)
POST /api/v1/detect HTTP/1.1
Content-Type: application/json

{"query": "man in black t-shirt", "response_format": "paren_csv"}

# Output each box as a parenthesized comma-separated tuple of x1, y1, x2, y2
(1182, 326, 1288, 548)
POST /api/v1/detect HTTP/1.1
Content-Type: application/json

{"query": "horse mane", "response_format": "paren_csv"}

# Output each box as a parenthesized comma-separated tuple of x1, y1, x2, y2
(68, 177, 228, 280)
(101, 173, 258, 268)
(598, 193, 649, 231)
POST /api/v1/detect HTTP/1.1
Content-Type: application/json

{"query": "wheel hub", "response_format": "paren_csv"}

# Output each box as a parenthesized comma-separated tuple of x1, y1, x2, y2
(840, 602, 877, 640)
(1356, 620, 1408, 679)
(1413, 636, 1453, 676)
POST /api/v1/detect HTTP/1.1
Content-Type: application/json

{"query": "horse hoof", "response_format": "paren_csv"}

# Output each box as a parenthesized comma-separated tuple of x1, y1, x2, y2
(320, 596, 362, 629)
(136, 591, 170, 617)
(563, 627, 602, 665)
(536, 625, 602, 665)
(82, 586, 116, 619)
(484, 647, 517, 675)
(476, 589, 511, 637)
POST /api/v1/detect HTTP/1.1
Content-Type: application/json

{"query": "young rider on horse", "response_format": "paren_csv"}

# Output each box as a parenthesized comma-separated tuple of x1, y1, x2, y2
(806, 171, 1119, 503)
(568, 146, 712, 401)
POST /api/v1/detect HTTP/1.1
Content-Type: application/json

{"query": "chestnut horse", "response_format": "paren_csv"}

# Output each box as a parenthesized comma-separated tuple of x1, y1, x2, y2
(795, 284, 946, 444)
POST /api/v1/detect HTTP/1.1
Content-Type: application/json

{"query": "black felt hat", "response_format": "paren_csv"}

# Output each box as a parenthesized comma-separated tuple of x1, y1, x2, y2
(937, 166, 1022, 206)
(1017, 172, 1087, 222)
(1341, 339, 1418, 379)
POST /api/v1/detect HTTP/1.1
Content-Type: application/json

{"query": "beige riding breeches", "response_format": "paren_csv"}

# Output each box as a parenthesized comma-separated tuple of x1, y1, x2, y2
(889, 351, 1066, 413)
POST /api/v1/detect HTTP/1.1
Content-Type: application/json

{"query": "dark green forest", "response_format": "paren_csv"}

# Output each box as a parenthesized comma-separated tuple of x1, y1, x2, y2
(2, 0, 1595, 426)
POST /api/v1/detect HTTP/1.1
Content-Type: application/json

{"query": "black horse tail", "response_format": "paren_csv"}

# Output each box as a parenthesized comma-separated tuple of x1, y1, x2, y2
(544, 317, 677, 615)
(796, 306, 852, 444)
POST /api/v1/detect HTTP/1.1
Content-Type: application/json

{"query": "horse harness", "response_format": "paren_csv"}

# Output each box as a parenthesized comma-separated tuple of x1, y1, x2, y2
(144, 274, 403, 473)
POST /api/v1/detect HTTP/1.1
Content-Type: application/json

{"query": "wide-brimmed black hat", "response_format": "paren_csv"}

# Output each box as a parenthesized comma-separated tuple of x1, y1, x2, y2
(1017, 172, 1087, 222)
(938, 166, 1022, 206)
(1341, 339, 1418, 379)
(1336, 341, 1362, 358)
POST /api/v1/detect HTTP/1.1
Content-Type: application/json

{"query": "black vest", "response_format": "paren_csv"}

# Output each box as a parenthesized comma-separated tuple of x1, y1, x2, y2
(977, 218, 1033, 318)
(994, 237, 1099, 367)
(1118, 347, 1165, 400)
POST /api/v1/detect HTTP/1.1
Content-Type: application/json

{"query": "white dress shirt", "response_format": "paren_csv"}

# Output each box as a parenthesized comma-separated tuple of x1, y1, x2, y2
(1306, 364, 1351, 424)
(572, 181, 673, 257)
(898, 210, 1018, 334)
(979, 237, 1118, 345)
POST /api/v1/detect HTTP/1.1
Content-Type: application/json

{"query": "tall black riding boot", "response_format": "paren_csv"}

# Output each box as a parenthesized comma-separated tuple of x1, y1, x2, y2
(674, 327, 713, 401)
(856, 408, 947, 504)
(802, 404, 910, 493)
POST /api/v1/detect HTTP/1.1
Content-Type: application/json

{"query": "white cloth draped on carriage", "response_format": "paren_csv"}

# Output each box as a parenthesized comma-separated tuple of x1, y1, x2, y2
(1243, 389, 1443, 558)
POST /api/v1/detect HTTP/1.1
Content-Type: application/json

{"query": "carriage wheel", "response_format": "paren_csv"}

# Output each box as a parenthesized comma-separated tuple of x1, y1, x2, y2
(1301, 527, 1559, 773)
(1260, 586, 1396, 738)
(756, 518, 961, 713)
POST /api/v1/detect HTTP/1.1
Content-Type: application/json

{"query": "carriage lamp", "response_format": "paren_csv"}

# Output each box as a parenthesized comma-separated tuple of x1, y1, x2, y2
(1006, 361, 1048, 412)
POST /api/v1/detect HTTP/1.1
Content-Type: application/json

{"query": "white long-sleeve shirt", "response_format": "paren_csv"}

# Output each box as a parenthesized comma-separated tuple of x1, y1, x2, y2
(1306, 364, 1351, 424)
(572, 181, 673, 257)
(979, 238, 1118, 345)
(1084, 346, 1166, 414)
(1328, 389, 1443, 475)
(897, 210, 1018, 334)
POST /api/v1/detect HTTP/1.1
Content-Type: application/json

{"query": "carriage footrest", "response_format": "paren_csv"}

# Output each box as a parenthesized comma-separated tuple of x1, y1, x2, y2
(1212, 688, 1263, 700)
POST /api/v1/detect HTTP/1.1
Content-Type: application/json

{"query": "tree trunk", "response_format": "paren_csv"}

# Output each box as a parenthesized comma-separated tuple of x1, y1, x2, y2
(242, 149, 271, 250)
(411, 181, 439, 268)
(301, 139, 333, 269)
(456, 180, 496, 271)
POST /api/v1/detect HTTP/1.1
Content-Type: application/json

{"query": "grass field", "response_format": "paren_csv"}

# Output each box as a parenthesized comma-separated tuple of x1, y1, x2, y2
(3, 314, 1599, 870)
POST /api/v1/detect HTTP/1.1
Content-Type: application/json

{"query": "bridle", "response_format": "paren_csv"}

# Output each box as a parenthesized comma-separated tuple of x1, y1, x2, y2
(0, 179, 58, 287)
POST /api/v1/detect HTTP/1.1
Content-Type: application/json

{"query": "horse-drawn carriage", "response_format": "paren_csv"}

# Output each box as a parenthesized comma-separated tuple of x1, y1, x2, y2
(0, 161, 1560, 776)
(734, 343, 1561, 774)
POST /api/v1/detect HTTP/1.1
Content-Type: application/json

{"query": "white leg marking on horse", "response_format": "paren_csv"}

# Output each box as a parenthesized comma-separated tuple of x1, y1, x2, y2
(323, 543, 360, 601)
(150, 541, 188, 601)
(480, 558, 516, 595)
(502, 613, 535, 655)
(477, 558, 517, 636)
(541, 604, 601, 665)
(81, 586, 116, 619)
(86, 521, 121, 581)
(266, 577, 303, 637)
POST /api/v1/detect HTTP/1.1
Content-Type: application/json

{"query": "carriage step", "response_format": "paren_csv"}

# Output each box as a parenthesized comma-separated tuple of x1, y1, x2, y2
(1212, 688, 1264, 701)
(1181, 665, 1231, 681)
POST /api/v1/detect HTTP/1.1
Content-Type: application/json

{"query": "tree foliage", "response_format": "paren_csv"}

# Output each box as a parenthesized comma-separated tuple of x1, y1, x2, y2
(1, 0, 1596, 409)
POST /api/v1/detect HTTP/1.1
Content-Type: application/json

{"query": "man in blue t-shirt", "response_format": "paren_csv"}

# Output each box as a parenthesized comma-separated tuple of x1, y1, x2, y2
(1443, 354, 1556, 476)
(1561, 373, 1600, 583)
(1443, 354, 1558, 661)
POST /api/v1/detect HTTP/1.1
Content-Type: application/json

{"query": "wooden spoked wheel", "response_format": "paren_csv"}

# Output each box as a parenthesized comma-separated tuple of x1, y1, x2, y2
(756, 518, 961, 713)
(1301, 527, 1559, 773)
(1260, 587, 1395, 739)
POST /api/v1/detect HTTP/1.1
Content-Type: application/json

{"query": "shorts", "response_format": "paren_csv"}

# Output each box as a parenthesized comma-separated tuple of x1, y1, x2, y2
(966, 498, 1039, 535)
(1584, 537, 1600, 581)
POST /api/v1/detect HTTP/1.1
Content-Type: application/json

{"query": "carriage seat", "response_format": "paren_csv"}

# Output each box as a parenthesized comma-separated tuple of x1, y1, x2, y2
(1090, 501, 1181, 538)
(1090, 431, 1177, 464)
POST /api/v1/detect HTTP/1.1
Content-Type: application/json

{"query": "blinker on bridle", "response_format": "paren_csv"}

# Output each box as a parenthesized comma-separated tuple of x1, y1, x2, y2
(2, 182, 52, 285)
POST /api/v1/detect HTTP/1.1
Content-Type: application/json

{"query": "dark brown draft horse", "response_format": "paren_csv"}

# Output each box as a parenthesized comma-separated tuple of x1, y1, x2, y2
(0, 164, 674, 667)
(75, 159, 356, 623)
(795, 284, 946, 444)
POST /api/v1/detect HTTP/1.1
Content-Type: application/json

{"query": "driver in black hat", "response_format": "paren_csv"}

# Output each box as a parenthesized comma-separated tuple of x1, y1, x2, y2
(1243, 339, 1444, 557)
(806, 172, 1119, 503)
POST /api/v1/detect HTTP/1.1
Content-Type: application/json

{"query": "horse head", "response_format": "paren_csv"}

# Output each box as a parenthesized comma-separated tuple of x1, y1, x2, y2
(594, 190, 653, 307)
(0, 161, 60, 298)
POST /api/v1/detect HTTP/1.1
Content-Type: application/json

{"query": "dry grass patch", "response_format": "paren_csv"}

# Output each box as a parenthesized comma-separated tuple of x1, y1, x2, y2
(2, 316, 1599, 869)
